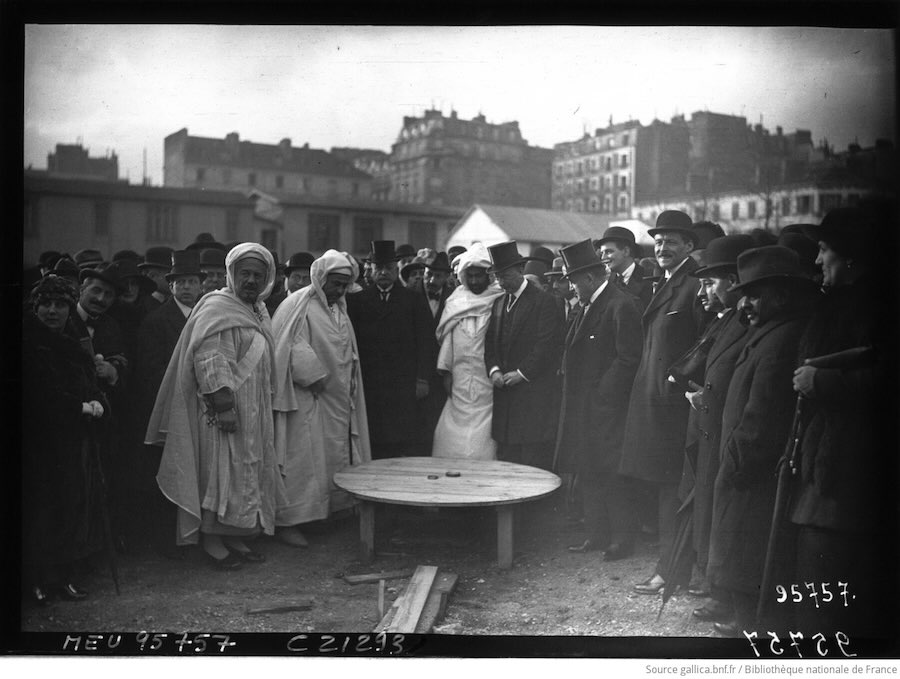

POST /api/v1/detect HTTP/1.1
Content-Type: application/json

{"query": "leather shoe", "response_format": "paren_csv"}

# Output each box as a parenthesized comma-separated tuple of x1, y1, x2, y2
(57, 583, 88, 601)
(633, 574, 666, 595)
(603, 542, 634, 561)
(204, 550, 244, 571)
(713, 620, 744, 637)
(567, 538, 607, 553)
(31, 585, 52, 605)
(228, 547, 265, 563)
(692, 602, 733, 623)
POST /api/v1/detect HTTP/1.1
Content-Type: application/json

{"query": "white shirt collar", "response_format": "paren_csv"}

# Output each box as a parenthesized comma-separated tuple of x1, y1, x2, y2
(586, 279, 608, 306)
(510, 278, 528, 300)
(621, 261, 637, 285)
(76, 303, 89, 321)
(664, 256, 690, 280)
(173, 297, 193, 318)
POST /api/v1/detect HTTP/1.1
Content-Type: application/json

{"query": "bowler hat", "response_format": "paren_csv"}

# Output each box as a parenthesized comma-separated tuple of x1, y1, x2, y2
(199, 248, 226, 268)
(692, 235, 756, 277)
(39, 250, 62, 269)
(74, 248, 104, 269)
(523, 258, 550, 279)
(186, 232, 227, 252)
(396, 244, 417, 260)
(528, 246, 555, 267)
(448, 245, 467, 260)
(368, 240, 399, 265)
(425, 251, 452, 273)
(115, 258, 157, 293)
(284, 252, 315, 274)
(800, 207, 872, 264)
(544, 256, 565, 279)
(400, 256, 427, 281)
(487, 241, 526, 273)
(112, 249, 142, 264)
(593, 226, 638, 250)
(732, 245, 818, 293)
(691, 221, 726, 250)
(47, 256, 80, 281)
(80, 261, 124, 291)
(647, 210, 696, 244)
(777, 232, 820, 276)
(139, 246, 174, 271)
(166, 250, 207, 282)
(560, 239, 607, 279)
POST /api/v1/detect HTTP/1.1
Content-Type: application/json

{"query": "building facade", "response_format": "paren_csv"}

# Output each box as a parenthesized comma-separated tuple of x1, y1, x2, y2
(163, 128, 373, 200)
(330, 148, 392, 201)
(35, 143, 122, 182)
(388, 109, 553, 208)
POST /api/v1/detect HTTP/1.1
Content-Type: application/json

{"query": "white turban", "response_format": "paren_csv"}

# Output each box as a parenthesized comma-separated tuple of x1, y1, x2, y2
(225, 242, 276, 303)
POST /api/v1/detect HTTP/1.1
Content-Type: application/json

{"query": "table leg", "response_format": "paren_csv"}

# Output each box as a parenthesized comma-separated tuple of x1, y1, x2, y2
(496, 505, 514, 569)
(359, 501, 375, 563)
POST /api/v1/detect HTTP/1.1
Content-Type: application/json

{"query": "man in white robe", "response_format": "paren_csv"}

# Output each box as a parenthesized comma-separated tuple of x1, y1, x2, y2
(431, 245, 505, 459)
(271, 250, 371, 547)
(146, 243, 278, 570)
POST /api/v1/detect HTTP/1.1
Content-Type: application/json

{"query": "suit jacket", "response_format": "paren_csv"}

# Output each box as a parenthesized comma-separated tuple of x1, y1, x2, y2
(619, 256, 711, 484)
(136, 298, 189, 424)
(347, 281, 433, 448)
(67, 310, 128, 396)
(414, 281, 453, 446)
(617, 268, 653, 312)
(707, 313, 810, 594)
(484, 281, 564, 446)
(553, 282, 642, 475)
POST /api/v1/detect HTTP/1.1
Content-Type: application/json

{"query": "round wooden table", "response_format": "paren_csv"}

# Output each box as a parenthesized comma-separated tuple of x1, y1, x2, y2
(333, 457, 561, 569)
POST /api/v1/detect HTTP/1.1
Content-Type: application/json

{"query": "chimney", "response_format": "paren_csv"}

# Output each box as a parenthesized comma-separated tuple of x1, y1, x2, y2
(776, 126, 783, 136)
(450, 110, 457, 119)
(279, 138, 292, 160)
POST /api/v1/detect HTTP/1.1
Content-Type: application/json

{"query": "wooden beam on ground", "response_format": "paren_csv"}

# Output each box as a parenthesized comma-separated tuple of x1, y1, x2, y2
(246, 599, 314, 615)
(377, 579, 386, 619)
(373, 565, 439, 633)
(343, 569, 414, 585)
(414, 572, 458, 633)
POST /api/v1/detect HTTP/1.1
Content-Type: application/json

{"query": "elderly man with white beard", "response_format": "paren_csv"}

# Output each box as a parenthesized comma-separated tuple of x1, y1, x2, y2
(431, 244, 505, 460)
(270, 250, 371, 547)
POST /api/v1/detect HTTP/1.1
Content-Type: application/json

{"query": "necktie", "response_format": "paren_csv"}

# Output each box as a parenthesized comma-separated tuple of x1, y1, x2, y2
(506, 294, 515, 312)
(616, 273, 625, 287)
(380, 291, 389, 303)
(652, 280, 661, 295)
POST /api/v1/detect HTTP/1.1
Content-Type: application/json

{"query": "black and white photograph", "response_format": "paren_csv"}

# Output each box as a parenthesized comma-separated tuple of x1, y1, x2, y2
(8, 7, 900, 670)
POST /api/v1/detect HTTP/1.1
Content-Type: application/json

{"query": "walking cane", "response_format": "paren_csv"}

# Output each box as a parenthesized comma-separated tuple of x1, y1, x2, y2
(89, 419, 121, 595)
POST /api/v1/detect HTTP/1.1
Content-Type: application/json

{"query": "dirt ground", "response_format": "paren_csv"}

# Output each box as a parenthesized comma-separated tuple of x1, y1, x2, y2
(20, 498, 723, 648)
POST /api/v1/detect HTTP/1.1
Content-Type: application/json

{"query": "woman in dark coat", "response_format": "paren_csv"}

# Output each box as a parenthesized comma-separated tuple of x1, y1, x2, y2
(789, 207, 894, 639)
(22, 275, 108, 604)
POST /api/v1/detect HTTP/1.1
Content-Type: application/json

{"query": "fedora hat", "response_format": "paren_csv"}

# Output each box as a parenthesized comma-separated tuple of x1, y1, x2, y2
(647, 210, 696, 244)
(74, 248, 104, 270)
(692, 235, 756, 277)
(732, 245, 818, 293)
(368, 240, 399, 265)
(115, 258, 157, 293)
(79, 261, 124, 291)
(400, 256, 427, 281)
(186, 232, 227, 252)
(165, 250, 207, 282)
(284, 252, 315, 274)
(425, 251, 452, 273)
(487, 241, 526, 273)
(560, 239, 607, 279)
(199, 247, 226, 268)
(800, 207, 872, 264)
(139, 246, 174, 271)
(544, 256, 565, 279)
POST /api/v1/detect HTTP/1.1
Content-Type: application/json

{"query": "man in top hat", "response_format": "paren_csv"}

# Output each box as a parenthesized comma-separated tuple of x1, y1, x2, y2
(271, 250, 371, 547)
(619, 210, 711, 580)
(552, 239, 643, 555)
(347, 241, 434, 459)
(139, 246, 175, 308)
(284, 252, 315, 294)
(414, 251, 455, 452)
(595, 226, 653, 311)
(199, 247, 227, 296)
(134, 250, 207, 558)
(705, 245, 820, 635)
(483, 240, 565, 470)
(74, 248, 104, 270)
(663, 235, 755, 618)
(545, 256, 579, 327)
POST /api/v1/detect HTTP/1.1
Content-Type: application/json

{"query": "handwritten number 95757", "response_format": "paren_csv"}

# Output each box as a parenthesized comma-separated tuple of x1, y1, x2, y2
(775, 582, 851, 608)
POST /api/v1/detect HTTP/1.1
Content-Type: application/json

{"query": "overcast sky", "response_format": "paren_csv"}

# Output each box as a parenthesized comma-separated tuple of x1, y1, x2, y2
(24, 25, 896, 185)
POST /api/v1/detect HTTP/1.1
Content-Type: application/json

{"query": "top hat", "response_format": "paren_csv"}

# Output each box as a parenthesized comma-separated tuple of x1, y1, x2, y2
(284, 252, 315, 274)
(487, 241, 526, 273)
(528, 246, 555, 267)
(777, 232, 820, 275)
(425, 251, 452, 273)
(186, 232, 227, 252)
(447, 245, 467, 260)
(74, 248, 104, 269)
(647, 210, 696, 244)
(115, 258, 157, 293)
(544, 256, 565, 279)
(732, 245, 818, 293)
(368, 240, 399, 265)
(593, 226, 638, 250)
(691, 221, 726, 250)
(79, 261, 124, 291)
(47, 256, 80, 280)
(692, 235, 756, 277)
(560, 239, 607, 279)
(139, 246, 174, 270)
(199, 247, 226, 269)
(800, 207, 872, 264)
(112, 249, 142, 264)
(395, 244, 417, 260)
(400, 256, 427, 281)
(166, 250, 207, 282)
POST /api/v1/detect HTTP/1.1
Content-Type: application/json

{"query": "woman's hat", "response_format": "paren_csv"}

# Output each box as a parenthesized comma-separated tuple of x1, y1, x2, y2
(800, 207, 873, 264)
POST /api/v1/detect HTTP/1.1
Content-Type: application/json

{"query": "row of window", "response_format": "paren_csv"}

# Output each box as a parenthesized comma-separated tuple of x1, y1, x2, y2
(195, 167, 359, 196)
(556, 195, 630, 214)
(554, 153, 630, 177)
(637, 193, 861, 224)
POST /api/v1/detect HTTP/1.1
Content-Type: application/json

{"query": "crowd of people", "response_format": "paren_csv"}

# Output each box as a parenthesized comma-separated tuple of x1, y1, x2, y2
(20, 202, 896, 639)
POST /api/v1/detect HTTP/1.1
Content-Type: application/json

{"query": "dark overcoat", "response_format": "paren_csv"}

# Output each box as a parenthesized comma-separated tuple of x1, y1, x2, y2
(413, 280, 452, 449)
(136, 298, 188, 424)
(619, 257, 709, 484)
(484, 281, 564, 446)
(620, 268, 654, 312)
(707, 314, 809, 594)
(554, 282, 642, 476)
(347, 280, 433, 452)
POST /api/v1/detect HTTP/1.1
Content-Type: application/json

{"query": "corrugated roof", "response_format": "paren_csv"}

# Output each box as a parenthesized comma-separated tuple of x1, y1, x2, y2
(183, 135, 372, 180)
(471, 204, 616, 243)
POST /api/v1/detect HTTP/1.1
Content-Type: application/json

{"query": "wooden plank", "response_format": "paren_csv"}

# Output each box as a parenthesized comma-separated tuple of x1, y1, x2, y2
(497, 505, 514, 569)
(384, 565, 438, 633)
(343, 569, 414, 585)
(359, 501, 375, 563)
(376, 579, 385, 620)
(246, 599, 314, 615)
(414, 572, 458, 634)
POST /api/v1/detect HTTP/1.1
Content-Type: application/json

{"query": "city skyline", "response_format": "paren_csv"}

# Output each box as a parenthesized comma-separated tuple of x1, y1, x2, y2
(25, 25, 896, 185)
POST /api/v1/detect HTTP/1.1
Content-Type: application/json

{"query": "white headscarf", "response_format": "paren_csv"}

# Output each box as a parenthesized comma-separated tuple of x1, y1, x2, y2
(309, 249, 358, 311)
(225, 242, 276, 306)
(436, 243, 503, 343)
